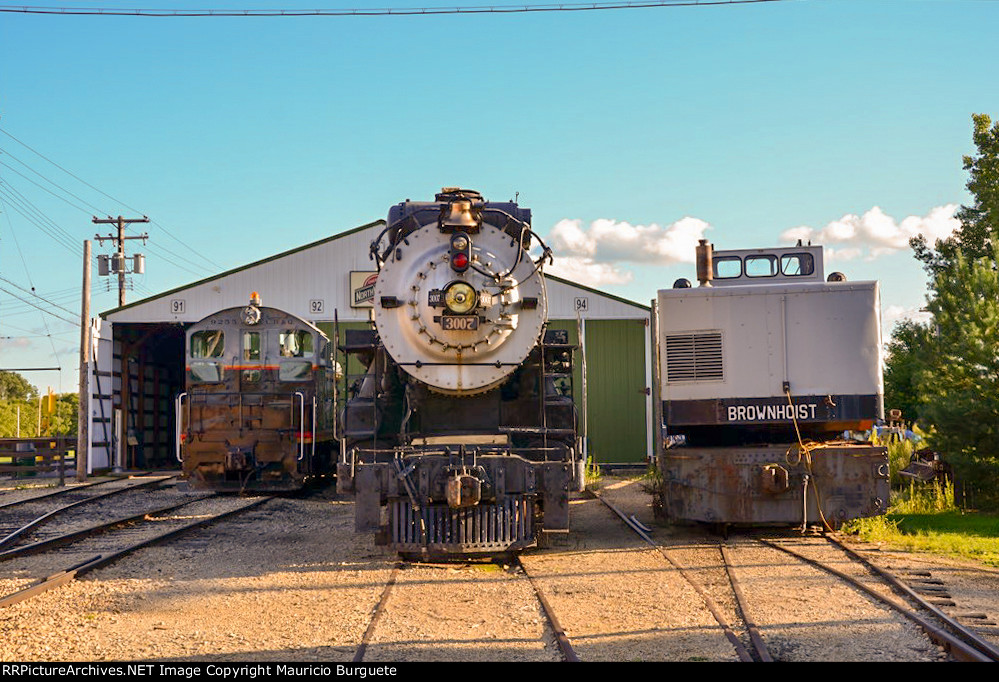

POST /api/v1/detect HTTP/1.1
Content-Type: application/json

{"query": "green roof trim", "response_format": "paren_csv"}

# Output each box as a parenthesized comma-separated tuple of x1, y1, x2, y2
(546, 274, 651, 312)
(100, 219, 386, 319)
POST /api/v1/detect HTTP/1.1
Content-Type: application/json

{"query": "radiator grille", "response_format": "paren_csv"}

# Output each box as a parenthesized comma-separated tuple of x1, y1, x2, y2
(665, 332, 724, 382)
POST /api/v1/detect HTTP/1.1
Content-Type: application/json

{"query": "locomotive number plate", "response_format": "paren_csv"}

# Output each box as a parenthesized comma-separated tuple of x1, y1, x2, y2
(441, 315, 479, 331)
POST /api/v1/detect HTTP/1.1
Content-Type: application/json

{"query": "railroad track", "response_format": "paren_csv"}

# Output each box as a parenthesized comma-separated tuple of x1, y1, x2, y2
(0, 471, 159, 514)
(515, 555, 579, 661)
(351, 557, 578, 662)
(590, 488, 999, 662)
(0, 494, 272, 609)
(758, 535, 999, 662)
(0, 475, 182, 553)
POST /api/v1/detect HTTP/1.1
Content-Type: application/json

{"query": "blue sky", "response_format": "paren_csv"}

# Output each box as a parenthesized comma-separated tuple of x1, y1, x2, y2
(1, 0, 997, 392)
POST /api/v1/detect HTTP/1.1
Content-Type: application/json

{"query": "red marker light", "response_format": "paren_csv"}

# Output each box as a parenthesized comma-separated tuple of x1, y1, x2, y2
(452, 252, 469, 270)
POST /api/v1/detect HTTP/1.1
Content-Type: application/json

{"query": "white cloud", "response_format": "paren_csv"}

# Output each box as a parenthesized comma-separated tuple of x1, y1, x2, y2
(779, 205, 960, 261)
(549, 216, 711, 266)
(825, 247, 864, 262)
(881, 305, 933, 348)
(546, 255, 634, 287)
(882, 304, 932, 332)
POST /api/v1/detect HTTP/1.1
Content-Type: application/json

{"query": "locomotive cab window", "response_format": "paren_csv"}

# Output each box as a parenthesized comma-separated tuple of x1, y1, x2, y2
(243, 332, 261, 361)
(780, 252, 815, 276)
(713, 256, 742, 279)
(189, 361, 223, 383)
(745, 255, 778, 278)
(279, 329, 314, 358)
(190, 330, 225, 358)
(279, 360, 312, 382)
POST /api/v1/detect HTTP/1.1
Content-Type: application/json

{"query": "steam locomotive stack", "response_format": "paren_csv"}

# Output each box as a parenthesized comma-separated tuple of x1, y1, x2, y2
(341, 189, 579, 557)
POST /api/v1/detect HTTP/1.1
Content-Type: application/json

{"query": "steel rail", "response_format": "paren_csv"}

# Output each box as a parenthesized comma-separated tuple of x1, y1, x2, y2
(0, 496, 272, 609)
(0, 475, 176, 550)
(756, 537, 996, 663)
(0, 496, 212, 561)
(515, 556, 580, 662)
(822, 534, 999, 662)
(352, 563, 402, 662)
(587, 489, 756, 662)
(0, 472, 154, 511)
(719, 544, 773, 662)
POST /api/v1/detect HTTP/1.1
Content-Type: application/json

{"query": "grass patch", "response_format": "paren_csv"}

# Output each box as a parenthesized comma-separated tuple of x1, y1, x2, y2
(845, 511, 999, 568)
(584, 457, 603, 490)
(843, 481, 999, 567)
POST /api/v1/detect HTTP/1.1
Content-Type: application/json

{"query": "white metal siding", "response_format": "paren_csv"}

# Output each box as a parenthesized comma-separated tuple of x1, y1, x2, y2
(658, 281, 882, 401)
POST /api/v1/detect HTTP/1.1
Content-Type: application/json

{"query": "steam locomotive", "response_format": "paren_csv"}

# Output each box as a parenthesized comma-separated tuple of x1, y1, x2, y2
(655, 240, 890, 528)
(339, 188, 580, 557)
(177, 294, 337, 491)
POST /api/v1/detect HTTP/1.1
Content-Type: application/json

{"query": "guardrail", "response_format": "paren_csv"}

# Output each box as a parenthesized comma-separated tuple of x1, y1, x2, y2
(0, 437, 76, 486)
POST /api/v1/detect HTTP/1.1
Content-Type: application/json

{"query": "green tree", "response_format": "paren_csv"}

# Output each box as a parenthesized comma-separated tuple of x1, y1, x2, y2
(0, 371, 76, 437)
(883, 318, 933, 425)
(912, 113, 999, 275)
(887, 113, 999, 509)
(0, 398, 34, 437)
(47, 393, 79, 436)
(916, 244, 999, 508)
(0, 370, 38, 401)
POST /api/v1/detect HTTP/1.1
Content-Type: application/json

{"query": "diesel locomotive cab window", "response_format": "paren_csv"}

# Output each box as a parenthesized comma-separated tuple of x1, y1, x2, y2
(189, 361, 223, 383)
(745, 255, 778, 277)
(243, 332, 261, 361)
(279, 330, 314, 357)
(279, 360, 312, 382)
(190, 330, 225, 358)
(781, 253, 815, 276)
(713, 256, 742, 279)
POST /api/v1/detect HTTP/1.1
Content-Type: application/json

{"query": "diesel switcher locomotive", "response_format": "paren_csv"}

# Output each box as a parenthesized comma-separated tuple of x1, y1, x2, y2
(655, 241, 889, 529)
(176, 294, 337, 491)
(339, 188, 580, 557)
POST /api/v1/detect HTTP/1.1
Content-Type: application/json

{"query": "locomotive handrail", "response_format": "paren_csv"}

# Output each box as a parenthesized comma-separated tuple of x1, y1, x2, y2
(312, 395, 317, 461)
(294, 391, 305, 461)
(175, 392, 187, 463)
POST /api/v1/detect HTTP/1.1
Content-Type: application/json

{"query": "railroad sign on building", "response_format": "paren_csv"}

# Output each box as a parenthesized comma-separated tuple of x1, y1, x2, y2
(350, 271, 377, 308)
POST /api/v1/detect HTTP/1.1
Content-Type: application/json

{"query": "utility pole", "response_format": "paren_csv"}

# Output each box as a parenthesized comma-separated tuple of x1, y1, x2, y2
(77, 239, 91, 482)
(93, 215, 149, 307)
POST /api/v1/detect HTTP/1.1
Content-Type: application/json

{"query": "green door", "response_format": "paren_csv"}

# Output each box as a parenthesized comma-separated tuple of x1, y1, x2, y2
(549, 318, 649, 464)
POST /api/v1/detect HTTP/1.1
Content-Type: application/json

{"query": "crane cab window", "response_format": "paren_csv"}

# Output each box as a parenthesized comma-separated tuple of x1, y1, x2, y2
(243, 332, 261, 361)
(780, 252, 815, 276)
(279, 329, 314, 358)
(190, 330, 225, 358)
(745, 255, 778, 278)
(713, 256, 742, 279)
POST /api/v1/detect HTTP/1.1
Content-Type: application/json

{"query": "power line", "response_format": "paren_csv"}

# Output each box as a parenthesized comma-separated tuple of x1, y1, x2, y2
(0, 274, 81, 320)
(0, 128, 222, 271)
(0, 1, 791, 18)
(0, 184, 80, 255)
(0, 160, 95, 216)
(0, 284, 79, 326)
(0, 145, 109, 215)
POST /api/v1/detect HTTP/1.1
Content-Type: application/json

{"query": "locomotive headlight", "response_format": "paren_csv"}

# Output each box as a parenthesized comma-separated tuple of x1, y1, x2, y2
(449, 232, 472, 273)
(443, 281, 478, 315)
